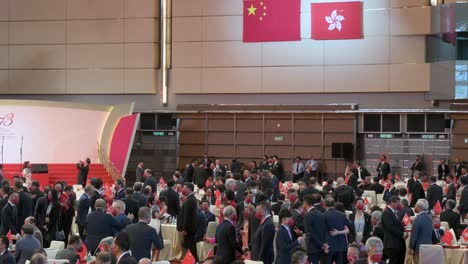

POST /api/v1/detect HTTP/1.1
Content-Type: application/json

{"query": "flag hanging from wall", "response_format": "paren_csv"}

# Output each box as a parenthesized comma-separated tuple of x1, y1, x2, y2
(311, 1, 363, 40)
(243, 0, 301, 42)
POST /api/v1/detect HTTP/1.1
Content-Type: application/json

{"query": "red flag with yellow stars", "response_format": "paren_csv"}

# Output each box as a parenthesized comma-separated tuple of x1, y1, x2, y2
(243, 0, 301, 42)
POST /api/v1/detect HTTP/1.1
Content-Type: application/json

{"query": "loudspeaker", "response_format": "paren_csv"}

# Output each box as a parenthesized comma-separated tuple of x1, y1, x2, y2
(31, 164, 48, 174)
(331, 143, 353, 159)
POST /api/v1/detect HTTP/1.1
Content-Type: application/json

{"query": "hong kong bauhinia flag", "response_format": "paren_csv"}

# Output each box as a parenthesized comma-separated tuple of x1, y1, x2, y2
(243, 0, 301, 42)
(311, 1, 363, 40)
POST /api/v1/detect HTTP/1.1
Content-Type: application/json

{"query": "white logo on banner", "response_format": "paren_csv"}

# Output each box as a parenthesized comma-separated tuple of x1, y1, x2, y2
(326, 10, 344, 31)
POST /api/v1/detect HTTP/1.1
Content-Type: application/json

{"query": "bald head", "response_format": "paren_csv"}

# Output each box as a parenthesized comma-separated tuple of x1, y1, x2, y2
(138, 258, 151, 264)
(95, 199, 106, 210)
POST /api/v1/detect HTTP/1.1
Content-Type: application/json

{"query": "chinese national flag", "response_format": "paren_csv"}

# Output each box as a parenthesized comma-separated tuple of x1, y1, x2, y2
(243, 0, 301, 42)
(434, 201, 442, 216)
(462, 228, 468, 242)
(182, 250, 196, 264)
(403, 213, 410, 226)
(311, 1, 363, 40)
(442, 230, 454, 245)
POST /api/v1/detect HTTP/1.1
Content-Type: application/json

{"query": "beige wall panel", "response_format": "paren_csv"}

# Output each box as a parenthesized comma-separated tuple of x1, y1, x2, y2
(324, 120, 354, 132)
(124, 69, 156, 94)
(202, 16, 242, 41)
(0, 0, 7, 21)
(0, 70, 7, 92)
(179, 119, 205, 131)
(390, 36, 425, 63)
(67, 0, 124, 19)
(390, 7, 430, 35)
(324, 65, 389, 92)
(265, 133, 292, 145)
(264, 146, 292, 159)
(202, 0, 243, 16)
(0, 46, 7, 69)
(125, 0, 158, 18)
(261, 66, 324, 93)
(207, 145, 235, 158)
(124, 43, 157, 68)
(202, 42, 261, 67)
(294, 146, 323, 158)
(125, 18, 158, 43)
(208, 119, 233, 132)
(10, 45, 66, 69)
(364, 10, 389, 36)
(66, 69, 124, 94)
(0, 22, 7, 44)
(207, 132, 234, 144)
(172, 17, 202, 42)
(10, 21, 65, 44)
(262, 40, 324, 66)
(390, 0, 430, 7)
(294, 133, 322, 146)
(172, 0, 202, 17)
(237, 120, 263, 132)
(265, 119, 292, 132)
(323, 114, 354, 120)
(237, 145, 263, 159)
(67, 44, 123, 69)
(179, 145, 205, 157)
(389, 63, 430, 92)
(304, 0, 389, 11)
(237, 132, 263, 145)
(67, 20, 123, 44)
(295, 120, 322, 133)
(172, 42, 202, 68)
(201, 68, 261, 93)
(10, 0, 66, 20)
(324, 37, 389, 65)
(172, 68, 202, 93)
(9, 70, 65, 94)
(179, 132, 205, 144)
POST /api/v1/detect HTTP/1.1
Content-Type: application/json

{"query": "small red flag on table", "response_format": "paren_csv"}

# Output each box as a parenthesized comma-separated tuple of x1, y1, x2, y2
(434, 201, 442, 215)
(6, 230, 12, 240)
(207, 248, 213, 258)
(462, 228, 468, 241)
(442, 230, 454, 245)
(403, 213, 410, 226)
(364, 197, 369, 205)
(182, 250, 196, 264)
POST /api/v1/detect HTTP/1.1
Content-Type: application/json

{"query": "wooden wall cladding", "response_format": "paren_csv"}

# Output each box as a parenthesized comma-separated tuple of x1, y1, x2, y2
(177, 112, 356, 180)
(451, 114, 468, 163)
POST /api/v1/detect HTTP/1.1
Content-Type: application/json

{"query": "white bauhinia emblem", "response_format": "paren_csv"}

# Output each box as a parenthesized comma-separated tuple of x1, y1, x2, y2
(325, 10, 344, 31)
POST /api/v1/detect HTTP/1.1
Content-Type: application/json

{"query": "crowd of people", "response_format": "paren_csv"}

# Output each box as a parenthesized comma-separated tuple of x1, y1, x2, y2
(0, 153, 465, 264)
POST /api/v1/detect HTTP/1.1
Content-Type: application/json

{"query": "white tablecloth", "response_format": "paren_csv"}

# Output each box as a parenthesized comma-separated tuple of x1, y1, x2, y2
(161, 224, 182, 260)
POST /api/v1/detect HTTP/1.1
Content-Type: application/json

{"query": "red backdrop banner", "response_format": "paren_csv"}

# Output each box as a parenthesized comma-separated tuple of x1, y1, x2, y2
(243, 0, 301, 42)
(109, 114, 139, 176)
(311, 1, 363, 40)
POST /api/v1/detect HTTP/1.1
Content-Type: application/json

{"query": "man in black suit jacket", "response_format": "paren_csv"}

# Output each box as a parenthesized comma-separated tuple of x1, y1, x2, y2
(112, 232, 137, 264)
(213, 159, 227, 179)
(382, 196, 407, 264)
(90, 178, 103, 211)
(410, 155, 424, 177)
(176, 183, 199, 262)
(76, 185, 93, 240)
(121, 188, 140, 223)
(113, 179, 126, 201)
(159, 180, 180, 217)
(183, 160, 196, 183)
(132, 182, 148, 208)
(303, 194, 327, 264)
(438, 159, 450, 180)
(0, 236, 15, 264)
(201, 201, 216, 224)
(251, 201, 275, 264)
(0, 192, 18, 235)
(85, 199, 122, 254)
(432, 215, 445, 244)
(0, 185, 11, 228)
(271, 156, 284, 183)
(29, 181, 44, 210)
(410, 173, 426, 207)
(143, 169, 157, 194)
(14, 181, 33, 231)
(426, 176, 443, 210)
(440, 199, 460, 236)
(347, 172, 360, 196)
(370, 211, 384, 242)
(201, 153, 212, 172)
(323, 197, 353, 264)
(136, 161, 145, 183)
(376, 155, 391, 181)
(214, 205, 242, 263)
(352, 161, 370, 182)
(445, 175, 457, 201)
(368, 178, 385, 194)
(454, 158, 465, 179)
(275, 209, 304, 264)
(123, 207, 163, 261)
(333, 178, 355, 211)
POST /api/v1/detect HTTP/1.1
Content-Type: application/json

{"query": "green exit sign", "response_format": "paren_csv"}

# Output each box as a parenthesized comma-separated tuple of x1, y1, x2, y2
(422, 134, 435, 139)
(153, 131, 165, 136)
(379, 134, 393, 139)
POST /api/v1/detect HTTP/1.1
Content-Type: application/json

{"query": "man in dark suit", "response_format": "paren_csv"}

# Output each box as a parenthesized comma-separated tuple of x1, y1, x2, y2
(454, 158, 465, 179)
(251, 201, 275, 264)
(213, 159, 227, 179)
(426, 176, 443, 210)
(15, 224, 41, 264)
(194, 166, 208, 190)
(0, 185, 11, 228)
(136, 160, 145, 183)
(29, 181, 44, 210)
(438, 159, 450, 180)
(382, 196, 407, 264)
(183, 160, 196, 183)
(269, 169, 280, 202)
(333, 177, 355, 211)
(409, 199, 432, 262)
(85, 199, 121, 254)
(124, 207, 163, 261)
(55, 235, 82, 264)
(410, 173, 426, 207)
(76, 185, 93, 241)
(410, 155, 424, 177)
(368, 177, 385, 194)
(275, 209, 303, 264)
(14, 181, 33, 232)
(90, 178, 103, 211)
(303, 194, 327, 264)
(201, 153, 212, 173)
(143, 169, 157, 194)
(132, 182, 148, 208)
(441, 199, 460, 236)
(214, 205, 242, 263)
(234, 172, 247, 203)
(376, 155, 391, 181)
(323, 197, 353, 264)
(445, 175, 457, 201)
(300, 178, 320, 201)
(0, 192, 19, 235)
(432, 215, 445, 244)
(176, 183, 199, 262)
(159, 180, 180, 217)
(201, 201, 216, 225)
(121, 188, 140, 223)
(271, 156, 284, 183)
(0, 236, 15, 264)
(113, 179, 126, 201)
(112, 200, 132, 234)
(354, 237, 385, 264)
(111, 232, 137, 264)
(272, 194, 285, 215)
(370, 211, 384, 242)
(352, 161, 370, 182)
(460, 176, 468, 217)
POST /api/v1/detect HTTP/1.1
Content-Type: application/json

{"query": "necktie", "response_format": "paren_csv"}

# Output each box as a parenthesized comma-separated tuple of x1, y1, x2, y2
(296, 164, 299, 174)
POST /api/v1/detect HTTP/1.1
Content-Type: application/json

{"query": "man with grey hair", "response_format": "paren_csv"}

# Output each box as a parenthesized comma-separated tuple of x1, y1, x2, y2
(354, 237, 385, 264)
(123, 207, 164, 261)
(292, 250, 308, 264)
(77, 185, 94, 240)
(112, 200, 131, 234)
(409, 199, 432, 264)
(30, 252, 47, 264)
(214, 205, 242, 263)
(370, 211, 384, 241)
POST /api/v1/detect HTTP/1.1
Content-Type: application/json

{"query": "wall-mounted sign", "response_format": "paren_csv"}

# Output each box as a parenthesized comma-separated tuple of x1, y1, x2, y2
(422, 134, 435, 139)
(153, 131, 165, 136)
(465, 138, 468, 144)
(379, 134, 393, 139)
(274, 136, 284, 142)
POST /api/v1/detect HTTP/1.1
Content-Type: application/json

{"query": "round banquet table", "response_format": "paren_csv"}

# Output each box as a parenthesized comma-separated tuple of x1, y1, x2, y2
(161, 224, 183, 260)
(445, 247, 468, 264)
